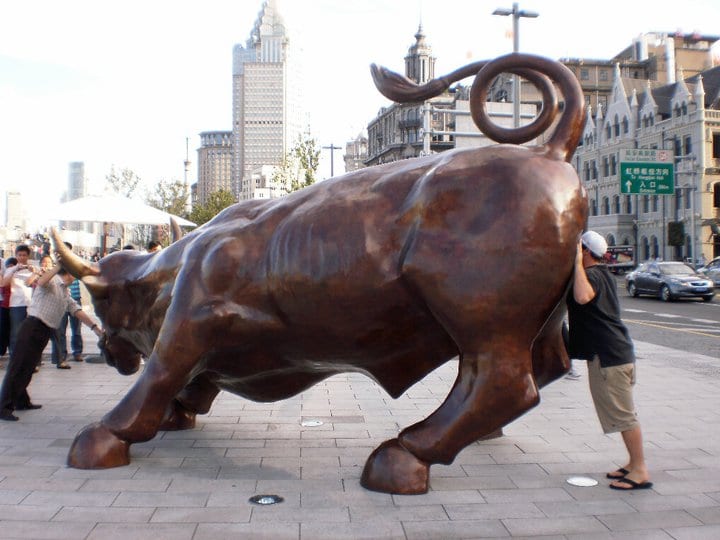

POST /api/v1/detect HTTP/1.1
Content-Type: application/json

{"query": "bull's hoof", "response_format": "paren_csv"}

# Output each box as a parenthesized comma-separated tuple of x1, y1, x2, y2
(361, 438, 429, 494)
(159, 399, 197, 431)
(67, 422, 130, 469)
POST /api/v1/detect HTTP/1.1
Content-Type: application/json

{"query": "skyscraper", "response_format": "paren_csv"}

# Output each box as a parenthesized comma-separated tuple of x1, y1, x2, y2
(232, 0, 304, 201)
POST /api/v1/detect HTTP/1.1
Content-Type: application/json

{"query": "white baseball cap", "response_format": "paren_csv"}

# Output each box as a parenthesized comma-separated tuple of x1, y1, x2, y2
(581, 231, 608, 258)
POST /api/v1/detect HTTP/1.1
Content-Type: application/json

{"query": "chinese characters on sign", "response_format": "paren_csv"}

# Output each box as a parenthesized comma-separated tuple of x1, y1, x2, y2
(619, 149, 675, 195)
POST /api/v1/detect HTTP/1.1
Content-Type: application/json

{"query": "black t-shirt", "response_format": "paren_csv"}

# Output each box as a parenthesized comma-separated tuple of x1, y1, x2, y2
(566, 264, 635, 367)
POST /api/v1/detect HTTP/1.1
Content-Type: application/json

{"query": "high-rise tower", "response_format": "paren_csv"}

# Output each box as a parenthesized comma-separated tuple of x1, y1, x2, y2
(232, 0, 304, 201)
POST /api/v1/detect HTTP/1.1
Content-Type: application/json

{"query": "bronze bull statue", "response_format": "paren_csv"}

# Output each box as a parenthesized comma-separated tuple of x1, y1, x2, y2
(52, 53, 587, 495)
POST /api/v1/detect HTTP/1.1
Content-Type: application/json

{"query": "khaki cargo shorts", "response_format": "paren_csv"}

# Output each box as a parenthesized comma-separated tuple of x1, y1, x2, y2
(587, 356, 638, 434)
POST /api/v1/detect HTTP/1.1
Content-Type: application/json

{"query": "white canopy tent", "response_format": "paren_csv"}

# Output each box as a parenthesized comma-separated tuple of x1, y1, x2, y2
(46, 194, 196, 227)
(46, 194, 196, 255)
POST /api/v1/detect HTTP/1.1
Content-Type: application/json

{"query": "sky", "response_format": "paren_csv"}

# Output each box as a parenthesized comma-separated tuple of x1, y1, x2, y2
(1, 0, 719, 225)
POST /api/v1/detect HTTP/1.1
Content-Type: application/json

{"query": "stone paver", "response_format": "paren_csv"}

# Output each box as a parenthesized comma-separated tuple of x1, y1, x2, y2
(0, 338, 719, 539)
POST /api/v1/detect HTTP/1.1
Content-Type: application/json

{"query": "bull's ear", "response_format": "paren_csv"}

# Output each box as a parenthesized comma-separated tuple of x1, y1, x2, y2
(82, 275, 109, 299)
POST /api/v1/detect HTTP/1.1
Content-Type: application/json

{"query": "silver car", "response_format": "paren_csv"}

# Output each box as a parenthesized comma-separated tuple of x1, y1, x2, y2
(625, 261, 715, 302)
(697, 257, 720, 287)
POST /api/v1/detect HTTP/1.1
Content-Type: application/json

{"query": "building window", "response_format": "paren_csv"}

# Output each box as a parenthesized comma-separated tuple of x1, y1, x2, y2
(713, 133, 720, 158)
(602, 196, 610, 215)
(681, 102, 687, 115)
(614, 115, 620, 137)
(642, 236, 649, 260)
(714, 182, 720, 208)
(590, 198, 597, 216)
(652, 195, 659, 212)
(606, 124, 612, 140)
(613, 195, 620, 214)
(607, 234, 616, 246)
(642, 195, 649, 213)
(580, 69, 589, 80)
(591, 160, 597, 180)
(684, 135, 692, 156)
(599, 70, 608, 81)
(603, 157, 609, 177)
(622, 117, 629, 134)
(610, 154, 617, 175)
(625, 195, 632, 214)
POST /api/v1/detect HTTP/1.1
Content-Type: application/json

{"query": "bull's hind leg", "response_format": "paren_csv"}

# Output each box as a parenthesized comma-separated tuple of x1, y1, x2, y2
(362, 339, 539, 494)
(159, 374, 220, 431)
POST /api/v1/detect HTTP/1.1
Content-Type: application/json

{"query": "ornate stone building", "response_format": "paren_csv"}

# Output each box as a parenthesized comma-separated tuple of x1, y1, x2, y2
(343, 134, 368, 173)
(574, 62, 720, 263)
(365, 25, 457, 166)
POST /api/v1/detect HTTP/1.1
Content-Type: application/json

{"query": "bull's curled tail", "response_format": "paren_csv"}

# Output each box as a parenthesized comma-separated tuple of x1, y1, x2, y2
(371, 52, 586, 163)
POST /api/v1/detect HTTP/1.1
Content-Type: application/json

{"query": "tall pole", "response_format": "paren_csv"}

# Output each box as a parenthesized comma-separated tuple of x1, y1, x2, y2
(183, 137, 192, 214)
(322, 143, 342, 177)
(492, 3, 539, 128)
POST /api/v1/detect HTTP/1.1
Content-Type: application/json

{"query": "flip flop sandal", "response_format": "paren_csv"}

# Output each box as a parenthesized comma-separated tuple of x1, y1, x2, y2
(606, 467, 629, 479)
(609, 478, 653, 490)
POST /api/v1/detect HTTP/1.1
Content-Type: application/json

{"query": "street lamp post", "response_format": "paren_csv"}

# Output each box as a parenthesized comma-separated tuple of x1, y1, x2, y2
(492, 3, 539, 128)
(322, 143, 342, 178)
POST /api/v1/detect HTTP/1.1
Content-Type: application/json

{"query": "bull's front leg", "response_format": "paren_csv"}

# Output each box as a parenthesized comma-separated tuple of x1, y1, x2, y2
(68, 322, 203, 469)
(361, 341, 538, 494)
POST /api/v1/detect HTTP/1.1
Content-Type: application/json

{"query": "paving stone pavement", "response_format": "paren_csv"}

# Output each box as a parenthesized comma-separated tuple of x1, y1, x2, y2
(0, 332, 719, 539)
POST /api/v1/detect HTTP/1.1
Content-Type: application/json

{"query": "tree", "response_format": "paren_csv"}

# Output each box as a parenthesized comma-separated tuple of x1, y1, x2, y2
(106, 166, 142, 197)
(292, 136, 320, 189)
(274, 135, 321, 193)
(189, 189, 236, 226)
(146, 179, 189, 218)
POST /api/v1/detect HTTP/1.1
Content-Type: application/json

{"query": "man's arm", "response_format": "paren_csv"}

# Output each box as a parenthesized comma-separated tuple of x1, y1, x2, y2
(34, 264, 61, 288)
(70, 308, 104, 339)
(573, 241, 596, 305)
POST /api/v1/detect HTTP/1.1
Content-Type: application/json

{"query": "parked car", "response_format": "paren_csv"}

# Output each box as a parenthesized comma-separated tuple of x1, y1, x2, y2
(625, 261, 715, 302)
(697, 257, 720, 287)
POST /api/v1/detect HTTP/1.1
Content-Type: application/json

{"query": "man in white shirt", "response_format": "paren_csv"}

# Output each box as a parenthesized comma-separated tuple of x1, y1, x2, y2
(1, 245, 36, 356)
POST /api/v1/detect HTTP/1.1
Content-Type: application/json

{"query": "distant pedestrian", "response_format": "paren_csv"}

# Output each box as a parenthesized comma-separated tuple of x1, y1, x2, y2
(146, 241, 162, 254)
(0, 257, 17, 358)
(0, 261, 104, 421)
(53, 243, 85, 365)
(1, 245, 36, 355)
(566, 231, 652, 491)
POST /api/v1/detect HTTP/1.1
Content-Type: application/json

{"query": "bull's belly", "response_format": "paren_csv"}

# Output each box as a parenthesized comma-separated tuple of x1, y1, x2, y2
(205, 321, 458, 402)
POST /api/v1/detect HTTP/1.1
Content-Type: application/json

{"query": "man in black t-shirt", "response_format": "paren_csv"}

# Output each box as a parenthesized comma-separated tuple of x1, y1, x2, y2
(567, 231, 652, 490)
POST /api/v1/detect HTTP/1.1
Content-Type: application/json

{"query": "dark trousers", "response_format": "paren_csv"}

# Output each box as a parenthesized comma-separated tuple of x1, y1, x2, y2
(0, 316, 51, 413)
(8, 306, 28, 356)
(0, 307, 9, 356)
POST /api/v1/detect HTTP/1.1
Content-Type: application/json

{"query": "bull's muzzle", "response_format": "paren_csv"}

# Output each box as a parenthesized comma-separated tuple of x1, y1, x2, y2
(100, 334, 142, 376)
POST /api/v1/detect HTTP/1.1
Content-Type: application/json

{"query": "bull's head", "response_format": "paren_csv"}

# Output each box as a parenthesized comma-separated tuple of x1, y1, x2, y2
(50, 228, 178, 375)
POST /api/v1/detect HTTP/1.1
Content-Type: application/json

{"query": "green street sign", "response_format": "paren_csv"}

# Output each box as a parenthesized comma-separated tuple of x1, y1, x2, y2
(619, 149, 674, 195)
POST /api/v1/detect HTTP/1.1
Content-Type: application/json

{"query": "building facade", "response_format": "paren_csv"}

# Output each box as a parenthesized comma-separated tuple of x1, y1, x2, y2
(364, 26, 541, 166)
(231, 0, 304, 201)
(574, 62, 720, 263)
(343, 134, 368, 173)
(196, 131, 233, 205)
(562, 32, 718, 127)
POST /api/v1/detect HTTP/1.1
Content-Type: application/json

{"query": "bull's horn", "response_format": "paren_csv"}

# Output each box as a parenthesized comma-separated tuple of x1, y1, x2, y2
(170, 217, 182, 243)
(50, 227, 101, 278)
